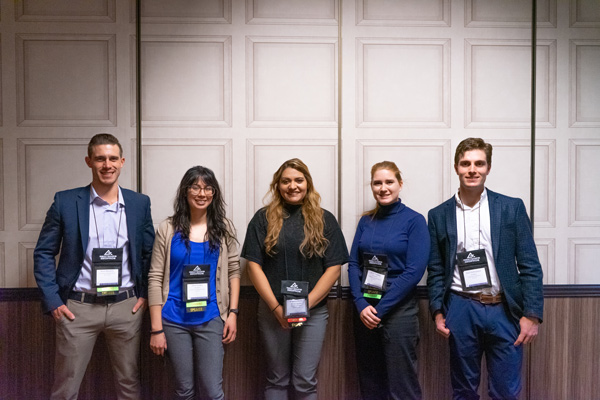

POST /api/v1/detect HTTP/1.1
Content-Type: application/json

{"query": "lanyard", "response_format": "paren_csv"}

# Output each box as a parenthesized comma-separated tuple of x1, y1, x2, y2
(92, 200, 123, 248)
(458, 194, 481, 252)
(186, 239, 208, 265)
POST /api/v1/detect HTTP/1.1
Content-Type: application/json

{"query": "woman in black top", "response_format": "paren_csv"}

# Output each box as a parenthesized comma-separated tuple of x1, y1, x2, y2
(242, 158, 349, 400)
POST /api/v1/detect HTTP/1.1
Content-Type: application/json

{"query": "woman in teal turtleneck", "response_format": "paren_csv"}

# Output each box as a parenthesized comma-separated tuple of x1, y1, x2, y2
(348, 161, 430, 400)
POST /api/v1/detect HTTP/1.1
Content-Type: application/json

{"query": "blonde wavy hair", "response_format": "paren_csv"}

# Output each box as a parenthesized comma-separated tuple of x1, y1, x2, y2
(264, 158, 329, 258)
(364, 161, 403, 217)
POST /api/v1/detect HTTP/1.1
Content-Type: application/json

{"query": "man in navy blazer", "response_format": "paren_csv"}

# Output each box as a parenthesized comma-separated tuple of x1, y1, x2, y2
(34, 133, 154, 400)
(427, 138, 543, 400)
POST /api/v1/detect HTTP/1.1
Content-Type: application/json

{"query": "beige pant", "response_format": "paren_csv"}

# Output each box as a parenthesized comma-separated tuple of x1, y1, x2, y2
(51, 296, 144, 400)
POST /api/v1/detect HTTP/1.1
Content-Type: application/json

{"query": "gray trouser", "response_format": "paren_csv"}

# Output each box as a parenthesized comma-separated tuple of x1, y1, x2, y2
(163, 317, 225, 400)
(257, 299, 329, 400)
(52, 297, 143, 400)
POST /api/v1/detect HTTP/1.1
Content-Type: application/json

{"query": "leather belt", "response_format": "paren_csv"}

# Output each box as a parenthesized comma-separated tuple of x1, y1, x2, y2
(452, 290, 504, 305)
(68, 288, 136, 304)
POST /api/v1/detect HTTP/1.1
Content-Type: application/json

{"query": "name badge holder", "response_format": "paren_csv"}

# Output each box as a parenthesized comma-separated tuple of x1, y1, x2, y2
(281, 280, 310, 328)
(456, 249, 492, 291)
(183, 264, 210, 313)
(92, 248, 123, 296)
(361, 253, 389, 300)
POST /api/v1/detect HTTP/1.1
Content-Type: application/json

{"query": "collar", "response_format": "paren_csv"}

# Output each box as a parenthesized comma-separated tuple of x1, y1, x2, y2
(90, 185, 125, 207)
(455, 188, 487, 210)
(377, 198, 404, 215)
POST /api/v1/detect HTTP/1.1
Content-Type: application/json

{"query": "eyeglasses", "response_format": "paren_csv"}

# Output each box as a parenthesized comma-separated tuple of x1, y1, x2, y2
(189, 185, 215, 196)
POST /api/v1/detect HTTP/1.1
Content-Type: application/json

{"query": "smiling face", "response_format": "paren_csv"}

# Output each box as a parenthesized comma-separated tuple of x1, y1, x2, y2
(371, 168, 402, 206)
(85, 144, 124, 190)
(455, 149, 491, 194)
(278, 167, 308, 205)
(187, 179, 214, 214)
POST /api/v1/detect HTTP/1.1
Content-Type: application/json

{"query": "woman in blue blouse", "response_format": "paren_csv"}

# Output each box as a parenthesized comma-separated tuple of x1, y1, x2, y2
(148, 166, 240, 400)
(348, 161, 429, 400)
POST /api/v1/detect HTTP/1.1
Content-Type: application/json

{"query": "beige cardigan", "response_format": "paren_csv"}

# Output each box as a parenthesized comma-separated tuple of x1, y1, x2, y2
(148, 218, 241, 322)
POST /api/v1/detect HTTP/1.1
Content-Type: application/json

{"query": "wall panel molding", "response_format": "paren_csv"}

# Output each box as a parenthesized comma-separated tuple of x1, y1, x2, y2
(569, 40, 600, 127)
(569, 238, 600, 284)
(246, 0, 338, 25)
(465, 0, 556, 28)
(246, 140, 338, 221)
(465, 39, 556, 129)
(18, 242, 35, 288)
(17, 139, 90, 231)
(15, 34, 117, 127)
(569, 139, 600, 227)
(140, 138, 233, 224)
(535, 238, 556, 284)
(15, 0, 116, 22)
(570, 0, 600, 27)
(140, 0, 231, 24)
(356, 140, 451, 222)
(356, 0, 449, 27)
(139, 36, 232, 127)
(356, 38, 450, 128)
(246, 37, 338, 128)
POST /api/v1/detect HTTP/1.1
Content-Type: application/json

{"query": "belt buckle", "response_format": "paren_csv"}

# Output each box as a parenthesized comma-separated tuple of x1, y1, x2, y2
(480, 294, 494, 304)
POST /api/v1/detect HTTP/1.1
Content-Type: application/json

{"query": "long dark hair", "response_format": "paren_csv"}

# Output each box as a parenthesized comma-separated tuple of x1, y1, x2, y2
(171, 166, 236, 251)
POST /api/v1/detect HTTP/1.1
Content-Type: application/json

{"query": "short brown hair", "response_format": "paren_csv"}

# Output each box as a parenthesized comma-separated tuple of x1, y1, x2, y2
(454, 138, 492, 166)
(88, 133, 123, 158)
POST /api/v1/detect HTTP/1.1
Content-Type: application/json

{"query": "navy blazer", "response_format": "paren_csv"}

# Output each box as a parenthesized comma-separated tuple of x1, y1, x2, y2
(426, 189, 543, 323)
(34, 185, 155, 314)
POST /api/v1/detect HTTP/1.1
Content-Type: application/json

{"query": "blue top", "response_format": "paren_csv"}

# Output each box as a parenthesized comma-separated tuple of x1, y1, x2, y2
(348, 200, 430, 318)
(162, 232, 220, 325)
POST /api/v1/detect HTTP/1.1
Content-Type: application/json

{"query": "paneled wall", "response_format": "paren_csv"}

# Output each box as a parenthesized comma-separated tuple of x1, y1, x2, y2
(0, 0, 598, 289)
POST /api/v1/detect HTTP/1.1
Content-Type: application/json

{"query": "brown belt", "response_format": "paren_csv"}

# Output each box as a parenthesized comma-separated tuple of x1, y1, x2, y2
(452, 290, 504, 305)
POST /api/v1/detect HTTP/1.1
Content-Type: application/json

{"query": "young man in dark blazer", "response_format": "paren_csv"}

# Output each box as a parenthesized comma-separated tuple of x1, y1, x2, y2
(34, 133, 155, 400)
(427, 137, 543, 400)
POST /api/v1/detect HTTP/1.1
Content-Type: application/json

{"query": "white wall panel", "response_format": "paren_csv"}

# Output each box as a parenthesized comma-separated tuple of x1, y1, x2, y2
(535, 238, 555, 284)
(246, 37, 338, 127)
(533, 140, 556, 227)
(466, 0, 556, 28)
(141, 139, 233, 225)
(356, 38, 450, 128)
(570, 0, 600, 27)
(569, 140, 600, 226)
(357, 0, 449, 27)
(141, 36, 232, 127)
(18, 242, 36, 288)
(466, 39, 556, 128)
(570, 41, 600, 127)
(246, 140, 338, 221)
(16, 34, 117, 126)
(356, 140, 451, 222)
(246, 0, 337, 25)
(141, 0, 231, 24)
(17, 139, 90, 230)
(16, 0, 115, 22)
(484, 141, 533, 214)
(569, 239, 600, 283)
